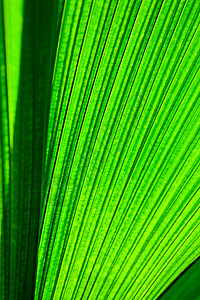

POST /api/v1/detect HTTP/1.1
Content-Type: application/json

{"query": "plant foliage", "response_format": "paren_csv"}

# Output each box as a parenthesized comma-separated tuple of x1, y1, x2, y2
(0, 0, 200, 299)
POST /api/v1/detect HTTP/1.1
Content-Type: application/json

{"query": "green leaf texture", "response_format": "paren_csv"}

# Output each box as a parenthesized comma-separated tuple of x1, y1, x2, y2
(158, 257, 200, 300)
(0, 0, 200, 299)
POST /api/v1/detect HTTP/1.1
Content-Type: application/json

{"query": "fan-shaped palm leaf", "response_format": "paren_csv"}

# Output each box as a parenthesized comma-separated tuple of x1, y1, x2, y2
(0, 0, 200, 299)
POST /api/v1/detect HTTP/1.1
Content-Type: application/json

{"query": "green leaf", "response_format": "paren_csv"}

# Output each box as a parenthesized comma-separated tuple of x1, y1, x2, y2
(0, 1, 11, 297)
(158, 257, 200, 300)
(1, 0, 200, 299)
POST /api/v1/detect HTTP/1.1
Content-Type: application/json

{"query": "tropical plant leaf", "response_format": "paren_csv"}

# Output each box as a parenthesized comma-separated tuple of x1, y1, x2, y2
(0, 0, 200, 299)
(158, 257, 200, 300)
